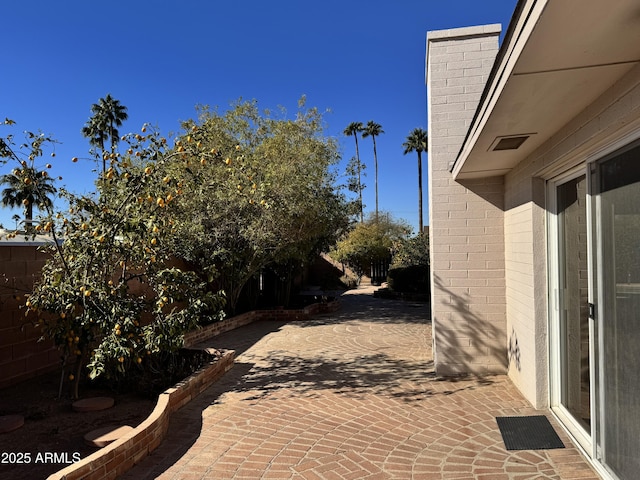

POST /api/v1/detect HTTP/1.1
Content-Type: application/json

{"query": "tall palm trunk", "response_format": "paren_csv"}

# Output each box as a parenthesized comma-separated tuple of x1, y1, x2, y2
(344, 122, 365, 223)
(24, 202, 34, 229)
(402, 127, 428, 234)
(362, 121, 384, 223)
(417, 151, 423, 233)
(372, 136, 379, 221)
(354, 135, 364, 223)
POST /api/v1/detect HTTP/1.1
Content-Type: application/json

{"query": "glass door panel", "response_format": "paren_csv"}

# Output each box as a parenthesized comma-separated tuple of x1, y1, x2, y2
(594, 145, 640, 480)
(557, 175, 591, 430)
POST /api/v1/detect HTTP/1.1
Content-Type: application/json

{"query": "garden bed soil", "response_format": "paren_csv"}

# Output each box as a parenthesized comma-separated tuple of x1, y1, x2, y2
(0, 369, 156, 480)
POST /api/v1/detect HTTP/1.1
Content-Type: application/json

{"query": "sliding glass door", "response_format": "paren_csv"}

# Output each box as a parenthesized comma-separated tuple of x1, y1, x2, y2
(592, 144, 640, 480)
(552, 173, 592, 436)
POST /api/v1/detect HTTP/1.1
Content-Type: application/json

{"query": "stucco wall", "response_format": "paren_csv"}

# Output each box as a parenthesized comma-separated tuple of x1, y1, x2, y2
(426, 25, 507, 375)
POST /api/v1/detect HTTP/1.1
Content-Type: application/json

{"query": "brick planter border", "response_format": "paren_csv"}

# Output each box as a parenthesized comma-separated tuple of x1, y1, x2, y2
(183, 299, 341, 347)
(48, 299, 340, 480)
(47, 348, 234, 480)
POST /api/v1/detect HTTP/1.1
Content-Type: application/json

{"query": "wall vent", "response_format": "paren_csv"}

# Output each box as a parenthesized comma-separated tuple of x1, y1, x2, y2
(490, 135, 531, 151)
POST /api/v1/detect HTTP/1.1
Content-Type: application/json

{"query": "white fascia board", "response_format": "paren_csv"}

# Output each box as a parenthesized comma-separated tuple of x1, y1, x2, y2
(452, 0, 549, 180)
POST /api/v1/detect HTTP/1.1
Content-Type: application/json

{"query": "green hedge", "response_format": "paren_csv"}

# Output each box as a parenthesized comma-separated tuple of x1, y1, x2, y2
(386, 265, 429, 293)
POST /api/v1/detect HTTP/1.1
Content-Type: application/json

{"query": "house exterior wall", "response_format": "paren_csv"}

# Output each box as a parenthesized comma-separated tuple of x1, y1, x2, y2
(427, 20, 640, 406)
(501, 61, 640, 408)
(503, 177, 548, 408)
(426, 25, 508, 375)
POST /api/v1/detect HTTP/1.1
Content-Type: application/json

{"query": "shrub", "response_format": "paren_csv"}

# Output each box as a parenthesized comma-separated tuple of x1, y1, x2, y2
(331, 212, 411, 278)
(391, 232, 429, 268)
(387, 265, 429, 293)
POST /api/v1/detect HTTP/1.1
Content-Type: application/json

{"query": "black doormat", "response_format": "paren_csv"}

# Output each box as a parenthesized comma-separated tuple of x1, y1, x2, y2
(496, 415, 565, 450)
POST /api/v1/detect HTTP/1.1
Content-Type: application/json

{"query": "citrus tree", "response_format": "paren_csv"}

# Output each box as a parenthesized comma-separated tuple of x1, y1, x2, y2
(23, 126, 226, 397)
(3, 96, 349, 396)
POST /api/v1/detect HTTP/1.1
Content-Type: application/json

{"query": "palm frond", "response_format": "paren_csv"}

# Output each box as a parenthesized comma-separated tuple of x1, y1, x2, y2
(402, 128, 428, 155)
(343, 121, 363, 137)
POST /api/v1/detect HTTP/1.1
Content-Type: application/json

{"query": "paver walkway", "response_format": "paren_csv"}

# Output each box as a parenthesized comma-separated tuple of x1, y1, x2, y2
(122, 286, 601, 480)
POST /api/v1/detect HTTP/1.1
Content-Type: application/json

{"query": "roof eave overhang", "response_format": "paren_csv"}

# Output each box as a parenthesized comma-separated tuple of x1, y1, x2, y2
(451, 0, 546, 180)
(451, 0, 640, 180)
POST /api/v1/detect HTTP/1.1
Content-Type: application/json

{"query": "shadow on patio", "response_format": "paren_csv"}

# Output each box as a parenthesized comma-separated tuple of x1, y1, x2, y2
(121, 289, 599, 480)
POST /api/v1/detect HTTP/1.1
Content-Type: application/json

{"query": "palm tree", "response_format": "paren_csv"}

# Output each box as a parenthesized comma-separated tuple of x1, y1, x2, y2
(343, 122, 364, 222)
(81, 115, 108, 155)
(362, 121, 384, 221)
(1, 167, 57, 229)
(402, 128, 428, 233)
(82, 94, 128, 173)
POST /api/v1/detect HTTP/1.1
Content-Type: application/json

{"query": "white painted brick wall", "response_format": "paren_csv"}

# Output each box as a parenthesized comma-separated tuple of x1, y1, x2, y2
(427, 25, 640, 401)
(427, 25, 506, 375)
(502, 63, 640, 408)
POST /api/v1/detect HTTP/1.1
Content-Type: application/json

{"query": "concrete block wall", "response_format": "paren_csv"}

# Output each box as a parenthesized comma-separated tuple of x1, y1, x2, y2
(426, 25, 507, 375)
(0, 244, 58, 388)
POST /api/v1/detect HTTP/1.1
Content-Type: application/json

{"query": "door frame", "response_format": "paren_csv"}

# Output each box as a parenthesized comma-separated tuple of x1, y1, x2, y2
(547, 165, 595, 455)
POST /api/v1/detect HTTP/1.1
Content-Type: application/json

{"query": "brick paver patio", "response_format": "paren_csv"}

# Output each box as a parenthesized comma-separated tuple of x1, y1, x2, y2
(122, 286, 601, 479)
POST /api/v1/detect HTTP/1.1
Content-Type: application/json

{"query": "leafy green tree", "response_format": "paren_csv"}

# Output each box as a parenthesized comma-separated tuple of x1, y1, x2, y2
(343, 121, 364, 222)
(402, 127, 428, 233)
(388, 232, 430, 294)
(82, 94, 128, 173)
(331, 212, 410, 279)
(362, 121, 383, 220)
(168, 99, 349, 313)
(391, 231, 430, 268)
(25, 125, 225, 398)
(7, 97, 349, 395)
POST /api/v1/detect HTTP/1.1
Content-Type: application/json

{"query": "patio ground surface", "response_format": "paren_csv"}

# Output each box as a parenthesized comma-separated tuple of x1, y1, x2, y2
(121, 285, 601, 480)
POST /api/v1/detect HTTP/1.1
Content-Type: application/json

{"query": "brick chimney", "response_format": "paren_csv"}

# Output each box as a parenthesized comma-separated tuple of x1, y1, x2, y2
(426, 25, 507, 375)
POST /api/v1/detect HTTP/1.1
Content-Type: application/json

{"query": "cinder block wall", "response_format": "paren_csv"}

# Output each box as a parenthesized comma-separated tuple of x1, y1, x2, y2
(0, 244, 58, 388)
(426, 25, 507, 375)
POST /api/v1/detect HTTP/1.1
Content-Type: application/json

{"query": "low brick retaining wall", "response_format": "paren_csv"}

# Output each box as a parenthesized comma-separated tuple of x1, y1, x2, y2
(47, 349, 235, 480)
(48, 299, 340, 480)
(183, 299, 341, 347)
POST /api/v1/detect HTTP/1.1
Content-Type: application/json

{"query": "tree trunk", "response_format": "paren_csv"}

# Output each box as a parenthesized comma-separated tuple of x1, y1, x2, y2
(354, 135, 364, 223)
(373, 136, 378, 222)
(417, 151, 423, 233)
(24, 202, 33, 229)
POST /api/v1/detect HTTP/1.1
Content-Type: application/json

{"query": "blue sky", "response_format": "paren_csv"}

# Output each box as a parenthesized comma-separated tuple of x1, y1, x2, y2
(1, 1, 516, 233)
